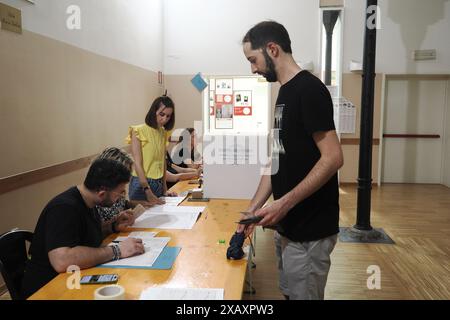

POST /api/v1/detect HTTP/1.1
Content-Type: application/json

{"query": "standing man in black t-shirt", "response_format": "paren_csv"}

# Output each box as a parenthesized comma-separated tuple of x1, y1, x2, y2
(240, 21, 344, 300)
(22, 158, 145, 299)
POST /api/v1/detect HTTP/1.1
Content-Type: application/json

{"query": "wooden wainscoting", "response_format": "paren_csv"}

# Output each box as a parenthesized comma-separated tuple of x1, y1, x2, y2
(0, 146, 131, 196)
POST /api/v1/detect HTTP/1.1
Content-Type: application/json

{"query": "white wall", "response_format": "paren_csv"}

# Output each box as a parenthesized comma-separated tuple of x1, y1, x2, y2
(2, 0, 163, 71)
(343, 0, 450, 74)
(163, 0, 450, 75)
(4, 0, 449, 78)
(163, 0, 320, 75)
(7, 0, 448, 76)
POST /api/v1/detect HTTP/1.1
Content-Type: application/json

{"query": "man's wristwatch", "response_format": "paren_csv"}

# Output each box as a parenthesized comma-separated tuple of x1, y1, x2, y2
(142, 186, 150, 192)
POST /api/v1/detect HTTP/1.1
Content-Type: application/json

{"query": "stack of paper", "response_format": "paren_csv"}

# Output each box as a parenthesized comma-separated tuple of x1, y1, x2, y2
(140, 287, 224, 300)
(158, 196, 186, 206)
(102, 232, 170, 268)
(132, 206, 205, 230)
(113, 231, 158, 243)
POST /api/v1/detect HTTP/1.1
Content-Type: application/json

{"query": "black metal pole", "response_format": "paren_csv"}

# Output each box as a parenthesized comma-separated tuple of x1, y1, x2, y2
(323, 11, 339, 86)
(325, 33, 333, 85)
(355, 0, 378, 231)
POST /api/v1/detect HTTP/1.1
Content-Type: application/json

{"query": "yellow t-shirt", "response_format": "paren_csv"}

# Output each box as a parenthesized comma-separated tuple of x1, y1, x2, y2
(125, 124, 169, 179)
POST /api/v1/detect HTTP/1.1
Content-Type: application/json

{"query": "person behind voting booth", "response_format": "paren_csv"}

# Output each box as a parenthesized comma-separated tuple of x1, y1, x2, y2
(167, 128, 202, 170)
(165, 128, 202, 189)
(165, 156, 201, 190)
(95, 147, 153, 221)
(237, 21, 344, 300)
(126, 95, 177, 205)
(22, 158, 145, 298)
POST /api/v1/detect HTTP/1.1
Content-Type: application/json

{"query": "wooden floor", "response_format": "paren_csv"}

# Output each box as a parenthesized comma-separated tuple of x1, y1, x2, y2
(243, 184, 450, 300)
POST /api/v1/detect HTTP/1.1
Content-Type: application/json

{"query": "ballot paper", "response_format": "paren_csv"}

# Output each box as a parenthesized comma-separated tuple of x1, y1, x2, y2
(103, 236, 171, 268)
(131, 206, 205, 230)
(140, 287, 224, 300)
(113, 231, 158, 243)
(132, 204, 147, 220)
(158, 196, 186, 206)
(131, 197, 186, 220)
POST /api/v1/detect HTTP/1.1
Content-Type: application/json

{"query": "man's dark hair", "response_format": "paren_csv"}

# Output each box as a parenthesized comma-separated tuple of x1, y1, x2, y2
(242, 21, 292, 54)
(145, 95, 175, 130)
(84, 158, 131, 191)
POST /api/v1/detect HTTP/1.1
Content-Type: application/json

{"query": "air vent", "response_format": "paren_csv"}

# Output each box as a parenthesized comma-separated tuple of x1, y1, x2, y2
(413, 49, 437, 61)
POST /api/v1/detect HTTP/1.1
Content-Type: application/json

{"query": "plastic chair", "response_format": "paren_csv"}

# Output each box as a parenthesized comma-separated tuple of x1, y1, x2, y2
(0, 229, 33, 300)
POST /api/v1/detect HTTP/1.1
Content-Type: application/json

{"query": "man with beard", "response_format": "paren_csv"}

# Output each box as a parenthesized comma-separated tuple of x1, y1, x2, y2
(22, 158, 145, 298)
(240, 21, 344, 300)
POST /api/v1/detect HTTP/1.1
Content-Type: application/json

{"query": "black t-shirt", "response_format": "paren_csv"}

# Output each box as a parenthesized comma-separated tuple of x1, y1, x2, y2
(166, 151, 178, 175)
(271, 70, 339, 242)
(166, 152, 178, 189)
(22, 187, 103, 298)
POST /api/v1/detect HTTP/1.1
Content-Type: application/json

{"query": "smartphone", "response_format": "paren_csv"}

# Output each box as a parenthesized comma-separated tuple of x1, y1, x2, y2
(80, 274, 119, 285)
(237, 215, 263, 225)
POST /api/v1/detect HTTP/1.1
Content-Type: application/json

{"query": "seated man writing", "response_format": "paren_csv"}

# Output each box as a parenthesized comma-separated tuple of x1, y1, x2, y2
(22, 158, 145, 298)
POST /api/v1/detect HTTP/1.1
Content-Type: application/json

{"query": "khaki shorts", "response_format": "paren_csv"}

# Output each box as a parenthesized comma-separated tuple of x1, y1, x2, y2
(274, 231, 337, 300)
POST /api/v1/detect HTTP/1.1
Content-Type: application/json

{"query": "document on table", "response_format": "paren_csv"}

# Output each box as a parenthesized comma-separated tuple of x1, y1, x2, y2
(140, 287, 224, 300)
(132, 204, 147, 219)
(131, 206, 205, 230)
(113, 231, 158, 243)
(159, 196, 186, 206)
(102, 236, 170, 267)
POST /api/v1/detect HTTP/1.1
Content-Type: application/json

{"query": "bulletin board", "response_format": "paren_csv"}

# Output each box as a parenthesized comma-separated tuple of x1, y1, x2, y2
(204, 76, 270, 135)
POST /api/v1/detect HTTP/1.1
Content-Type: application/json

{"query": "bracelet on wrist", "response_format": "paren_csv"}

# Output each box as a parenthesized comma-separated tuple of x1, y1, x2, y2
(111, 244, 121, 260)
(115, 244, 121, 260)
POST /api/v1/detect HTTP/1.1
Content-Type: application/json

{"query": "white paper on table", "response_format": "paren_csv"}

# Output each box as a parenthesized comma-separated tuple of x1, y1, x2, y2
(132, 212, 200, 230)
(132, 204, 147, 219)
(158, 196, 186, 206)
(103, 237, 170, 267)
(113, 231, 158, 243)
(140, 287, 224, 300)
(144, 205, 205, 214)
(131, 206, 205, 230)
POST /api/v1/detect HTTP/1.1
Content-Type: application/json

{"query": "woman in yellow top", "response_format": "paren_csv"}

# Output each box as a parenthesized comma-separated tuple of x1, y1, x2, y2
(126, 96, 176, 204)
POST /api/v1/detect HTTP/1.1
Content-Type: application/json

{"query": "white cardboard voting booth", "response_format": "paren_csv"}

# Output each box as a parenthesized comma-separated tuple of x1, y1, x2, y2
(201, 76, 271, 200)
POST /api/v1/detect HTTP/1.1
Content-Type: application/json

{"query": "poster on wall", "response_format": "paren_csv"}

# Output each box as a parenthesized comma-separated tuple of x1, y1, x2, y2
(215, 103, 234, 129)
(234, 91, 252, 116)
(215, 94, 233, 104)
(209, 79, 216, 91)
(215, 79, 233, 95)
(209, 91, 215, 107)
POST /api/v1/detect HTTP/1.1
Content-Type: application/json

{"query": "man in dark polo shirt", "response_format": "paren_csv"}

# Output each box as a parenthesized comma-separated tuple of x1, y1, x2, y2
(239, 21, 344, 300)
(22, 158, 145, 298)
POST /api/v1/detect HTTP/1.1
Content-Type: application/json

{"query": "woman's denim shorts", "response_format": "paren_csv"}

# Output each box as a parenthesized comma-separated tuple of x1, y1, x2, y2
(128, 176, 163, 200)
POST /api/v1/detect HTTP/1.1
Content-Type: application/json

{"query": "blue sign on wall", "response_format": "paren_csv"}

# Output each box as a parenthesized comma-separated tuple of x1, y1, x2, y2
(191, 73, 208, 92)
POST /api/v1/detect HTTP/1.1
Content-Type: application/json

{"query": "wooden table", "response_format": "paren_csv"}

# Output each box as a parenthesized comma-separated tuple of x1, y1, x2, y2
(29, 181, 250, 300)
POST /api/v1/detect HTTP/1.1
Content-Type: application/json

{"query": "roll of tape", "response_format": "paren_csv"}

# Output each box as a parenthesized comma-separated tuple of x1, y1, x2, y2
(94, 285, 125, 300)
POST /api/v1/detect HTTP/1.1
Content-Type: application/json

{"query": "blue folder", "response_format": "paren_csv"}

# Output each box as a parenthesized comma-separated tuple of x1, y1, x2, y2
(97, 246, 181, 270)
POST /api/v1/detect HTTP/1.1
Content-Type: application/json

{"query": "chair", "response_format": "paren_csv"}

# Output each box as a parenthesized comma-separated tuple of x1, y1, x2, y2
(0, 229, 33, 300)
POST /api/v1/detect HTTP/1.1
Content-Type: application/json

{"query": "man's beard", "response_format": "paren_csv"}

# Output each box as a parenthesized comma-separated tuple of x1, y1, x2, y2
(261, 50, 278, 82)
